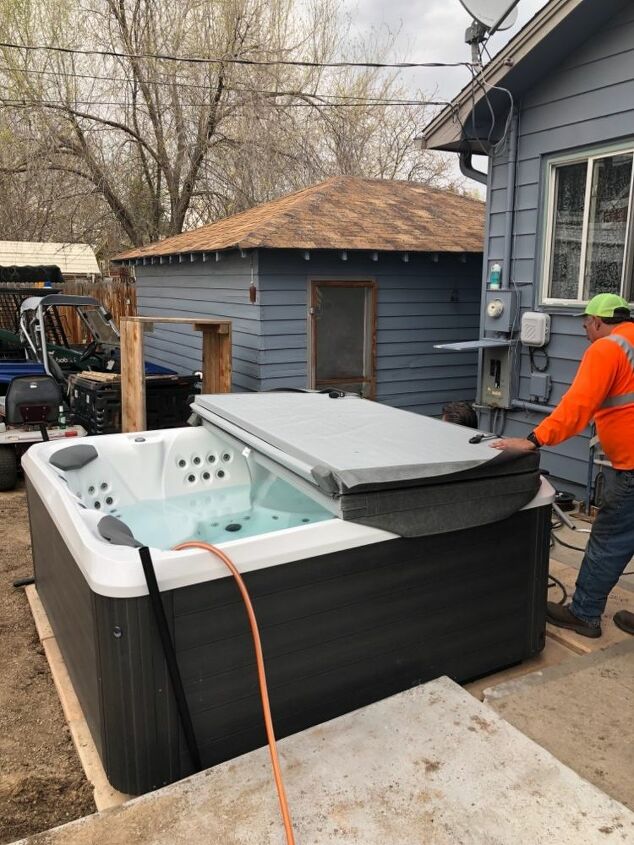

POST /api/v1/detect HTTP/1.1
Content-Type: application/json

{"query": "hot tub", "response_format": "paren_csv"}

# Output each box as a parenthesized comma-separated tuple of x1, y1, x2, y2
(23, 393, 553, 795)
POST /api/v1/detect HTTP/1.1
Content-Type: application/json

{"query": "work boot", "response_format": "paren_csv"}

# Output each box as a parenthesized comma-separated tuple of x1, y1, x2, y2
(546, 602, 602, 638)
(613, 610, 634, 635)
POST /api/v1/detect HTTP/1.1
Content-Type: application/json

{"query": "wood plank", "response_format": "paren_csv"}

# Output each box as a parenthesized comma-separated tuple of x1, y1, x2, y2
(25, 583, 54, 641)
(25, 586, 131, 811)
(127, 316, 230, 326)
(120, 317, 146, 432)
(201, 325, 232, 393)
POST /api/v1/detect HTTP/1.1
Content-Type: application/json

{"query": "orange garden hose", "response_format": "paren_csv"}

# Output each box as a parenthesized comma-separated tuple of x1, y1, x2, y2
(173, 541, 296, 845)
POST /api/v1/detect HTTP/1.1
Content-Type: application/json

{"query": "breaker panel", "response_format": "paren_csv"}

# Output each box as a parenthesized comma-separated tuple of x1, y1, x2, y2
(479, 345, 517, 409)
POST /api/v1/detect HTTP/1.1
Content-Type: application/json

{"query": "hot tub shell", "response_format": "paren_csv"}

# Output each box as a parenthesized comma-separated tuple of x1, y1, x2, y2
(24, 394, 553, 794)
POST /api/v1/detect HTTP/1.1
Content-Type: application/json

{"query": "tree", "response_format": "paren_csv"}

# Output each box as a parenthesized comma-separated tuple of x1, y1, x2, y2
(0, 0, 460, 252)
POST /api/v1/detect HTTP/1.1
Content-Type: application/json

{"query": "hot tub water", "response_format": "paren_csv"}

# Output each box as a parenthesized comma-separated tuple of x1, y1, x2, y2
(117, 478, 333, 549)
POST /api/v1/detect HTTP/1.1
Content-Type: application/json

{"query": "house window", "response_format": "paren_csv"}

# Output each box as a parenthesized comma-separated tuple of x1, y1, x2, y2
(543, 146, 634, 304)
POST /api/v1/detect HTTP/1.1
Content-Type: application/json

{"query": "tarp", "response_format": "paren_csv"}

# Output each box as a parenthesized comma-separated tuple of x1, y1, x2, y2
(0, 362, 47, 384)
(0, 265, 64, 285)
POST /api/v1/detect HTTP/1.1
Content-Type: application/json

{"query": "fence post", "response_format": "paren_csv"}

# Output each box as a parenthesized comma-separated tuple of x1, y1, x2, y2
(120, 317, 146, 432)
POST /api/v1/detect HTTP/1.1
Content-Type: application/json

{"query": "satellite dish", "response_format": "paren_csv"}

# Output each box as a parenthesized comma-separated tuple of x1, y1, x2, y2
(458, 0, 519, 31)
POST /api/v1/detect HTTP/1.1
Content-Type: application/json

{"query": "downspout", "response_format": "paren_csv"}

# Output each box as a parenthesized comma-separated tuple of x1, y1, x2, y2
(459, 150, 487, 185)
(501, 109, 519, 289)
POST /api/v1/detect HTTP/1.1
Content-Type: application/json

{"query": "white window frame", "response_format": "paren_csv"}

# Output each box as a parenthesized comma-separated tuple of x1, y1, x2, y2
(541, 141, 634, 307)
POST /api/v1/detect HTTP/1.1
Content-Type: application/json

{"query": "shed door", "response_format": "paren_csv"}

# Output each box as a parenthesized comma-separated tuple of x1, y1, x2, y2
(309, 281, 376, 398)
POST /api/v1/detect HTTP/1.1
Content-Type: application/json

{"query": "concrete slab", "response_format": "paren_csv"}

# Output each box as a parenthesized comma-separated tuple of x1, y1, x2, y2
(11, 677, 634, 845)
(486, 639, 634, 813)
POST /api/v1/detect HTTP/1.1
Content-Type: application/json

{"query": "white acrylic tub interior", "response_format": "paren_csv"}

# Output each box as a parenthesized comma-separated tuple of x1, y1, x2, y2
(23, 424, 555, 600)
(22, 425, 402, 598)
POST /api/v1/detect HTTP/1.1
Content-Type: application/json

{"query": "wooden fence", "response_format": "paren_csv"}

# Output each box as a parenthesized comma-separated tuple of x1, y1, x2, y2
(59, 277, 137, 343)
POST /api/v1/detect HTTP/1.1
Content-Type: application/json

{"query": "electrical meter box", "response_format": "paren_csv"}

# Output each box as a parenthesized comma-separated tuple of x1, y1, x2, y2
(484, 290, 518, 335)
(521, 312, 551, 347)
(479, 345, 517, 409)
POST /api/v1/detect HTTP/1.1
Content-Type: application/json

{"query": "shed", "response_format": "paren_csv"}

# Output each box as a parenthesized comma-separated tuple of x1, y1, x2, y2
(0, 241, 100, 280)
(422, 0, 634, 492)
(114, 177, 484, 416)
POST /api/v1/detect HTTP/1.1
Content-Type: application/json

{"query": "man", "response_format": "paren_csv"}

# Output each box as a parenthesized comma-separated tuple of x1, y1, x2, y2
(491, 292, 634, 638)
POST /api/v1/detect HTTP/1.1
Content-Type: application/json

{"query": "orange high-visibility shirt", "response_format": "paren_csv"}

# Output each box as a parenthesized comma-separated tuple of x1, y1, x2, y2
(534, 322, 634, 470)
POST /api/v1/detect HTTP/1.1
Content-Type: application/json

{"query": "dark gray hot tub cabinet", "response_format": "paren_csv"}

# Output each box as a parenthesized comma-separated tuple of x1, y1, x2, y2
(28, 395, 551, 795)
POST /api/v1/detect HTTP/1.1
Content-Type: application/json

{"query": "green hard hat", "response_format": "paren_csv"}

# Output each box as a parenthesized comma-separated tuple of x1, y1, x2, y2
(579, 293, 631, 318)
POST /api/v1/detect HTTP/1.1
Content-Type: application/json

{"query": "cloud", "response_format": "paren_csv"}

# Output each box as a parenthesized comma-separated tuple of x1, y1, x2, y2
(342, 0, 548, 98)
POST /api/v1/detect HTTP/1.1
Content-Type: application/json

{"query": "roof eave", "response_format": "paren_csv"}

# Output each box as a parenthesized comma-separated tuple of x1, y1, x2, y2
(421, 0, 585, 152)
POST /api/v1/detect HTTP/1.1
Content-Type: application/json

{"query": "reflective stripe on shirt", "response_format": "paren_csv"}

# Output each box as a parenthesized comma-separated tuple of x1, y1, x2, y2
(599, 334, 634, 410)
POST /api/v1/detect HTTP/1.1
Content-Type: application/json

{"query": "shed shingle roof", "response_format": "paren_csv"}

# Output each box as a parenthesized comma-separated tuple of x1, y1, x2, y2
(114, 176, 484, 260)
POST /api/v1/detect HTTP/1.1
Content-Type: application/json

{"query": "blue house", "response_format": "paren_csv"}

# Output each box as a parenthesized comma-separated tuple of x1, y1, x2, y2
(115, 177, 484, 418)
(422, 0, 634, 493)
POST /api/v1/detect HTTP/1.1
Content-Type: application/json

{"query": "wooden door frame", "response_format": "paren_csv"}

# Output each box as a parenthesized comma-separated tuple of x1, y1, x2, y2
(307, 278, 377, 399)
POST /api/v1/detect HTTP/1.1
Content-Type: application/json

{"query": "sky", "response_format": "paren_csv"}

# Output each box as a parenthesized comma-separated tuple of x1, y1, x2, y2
(342, 0, 549, 99)
(338, 0, 550, 188)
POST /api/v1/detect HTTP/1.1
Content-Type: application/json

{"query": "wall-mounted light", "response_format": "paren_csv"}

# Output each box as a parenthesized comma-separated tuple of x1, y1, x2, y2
(370, 252, 378, 262)
(401, 252, 409, 263)
(303, 251, 311, 261)
(341, 250, 348, 261)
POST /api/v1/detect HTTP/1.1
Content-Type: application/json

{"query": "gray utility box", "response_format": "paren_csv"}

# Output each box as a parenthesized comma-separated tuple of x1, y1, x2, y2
(484, 290, 519, 335)
(479, 345, 518, 408)
(529, 372, 552, 403)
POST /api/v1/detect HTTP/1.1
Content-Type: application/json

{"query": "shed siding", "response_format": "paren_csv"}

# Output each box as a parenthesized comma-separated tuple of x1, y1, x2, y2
(258, 250, 482, 416)
(482, 5, 634, 492)
(134, 252, 260, 392)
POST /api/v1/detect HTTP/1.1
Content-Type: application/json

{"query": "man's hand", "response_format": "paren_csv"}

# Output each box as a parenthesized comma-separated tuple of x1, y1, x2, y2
(490, 438, 537, 452)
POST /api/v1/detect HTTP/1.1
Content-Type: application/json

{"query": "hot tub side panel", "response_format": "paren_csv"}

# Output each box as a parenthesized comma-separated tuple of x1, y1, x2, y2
(26, 481, 104, 758)
(171, 506, 550, 777)
(26, 481, 185, 794)
(28, 483, 550, 796)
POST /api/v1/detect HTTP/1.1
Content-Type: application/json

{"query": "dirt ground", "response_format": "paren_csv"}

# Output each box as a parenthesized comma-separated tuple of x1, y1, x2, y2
(0, 482, 95, 845)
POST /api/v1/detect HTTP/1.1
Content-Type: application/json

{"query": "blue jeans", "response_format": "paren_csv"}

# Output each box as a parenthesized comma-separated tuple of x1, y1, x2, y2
(570, 467, 634, 626)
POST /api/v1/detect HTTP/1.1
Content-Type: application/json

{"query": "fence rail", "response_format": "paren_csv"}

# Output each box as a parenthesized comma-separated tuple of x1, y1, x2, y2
(59, 278, 138, 343)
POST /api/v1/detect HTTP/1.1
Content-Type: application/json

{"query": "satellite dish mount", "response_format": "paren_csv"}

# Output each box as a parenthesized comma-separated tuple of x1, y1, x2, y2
(458, 0, 520, 65)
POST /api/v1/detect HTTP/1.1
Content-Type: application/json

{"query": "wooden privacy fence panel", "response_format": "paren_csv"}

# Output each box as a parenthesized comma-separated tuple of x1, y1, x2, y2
(60, 278, 137, 343)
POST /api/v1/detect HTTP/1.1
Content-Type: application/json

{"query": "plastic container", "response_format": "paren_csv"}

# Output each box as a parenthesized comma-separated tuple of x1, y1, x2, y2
(70, 374, 198, 435)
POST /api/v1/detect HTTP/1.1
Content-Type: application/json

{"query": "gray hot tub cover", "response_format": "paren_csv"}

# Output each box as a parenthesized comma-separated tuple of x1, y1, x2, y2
(193, 393, 542, 536)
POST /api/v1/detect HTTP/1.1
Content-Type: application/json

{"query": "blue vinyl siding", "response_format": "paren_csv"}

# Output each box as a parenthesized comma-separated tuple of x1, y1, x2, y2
(258, 250, 482, 416)
(134, 251, 260, 392)
(481, 3, 634, 492)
